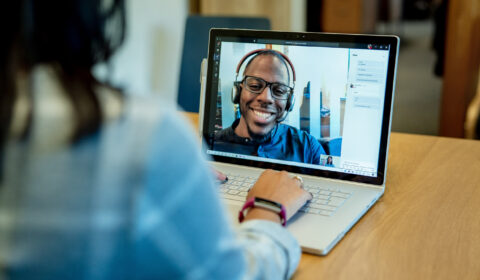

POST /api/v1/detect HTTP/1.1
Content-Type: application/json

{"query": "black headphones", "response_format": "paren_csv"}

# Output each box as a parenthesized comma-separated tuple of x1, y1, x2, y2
(231, 49, 296, 117)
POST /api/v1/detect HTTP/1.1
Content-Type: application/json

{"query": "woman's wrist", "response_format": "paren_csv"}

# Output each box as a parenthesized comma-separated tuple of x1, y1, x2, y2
(243, 207, 282, 224)
(239, 197, 287, 225)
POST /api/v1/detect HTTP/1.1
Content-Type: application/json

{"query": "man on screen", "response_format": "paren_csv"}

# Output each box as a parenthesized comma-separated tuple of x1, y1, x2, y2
(215, 49, 326, 164)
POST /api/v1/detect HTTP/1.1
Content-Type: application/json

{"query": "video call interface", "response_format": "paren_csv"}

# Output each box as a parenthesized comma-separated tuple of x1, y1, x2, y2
(205, 36, 391, 178)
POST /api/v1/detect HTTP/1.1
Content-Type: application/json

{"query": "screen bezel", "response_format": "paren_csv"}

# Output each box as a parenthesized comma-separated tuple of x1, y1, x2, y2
(202, 28, 399, 185)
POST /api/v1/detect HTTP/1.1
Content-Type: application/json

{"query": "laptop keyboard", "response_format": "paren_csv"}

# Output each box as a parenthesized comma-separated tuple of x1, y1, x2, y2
(219, 173, 352, 217)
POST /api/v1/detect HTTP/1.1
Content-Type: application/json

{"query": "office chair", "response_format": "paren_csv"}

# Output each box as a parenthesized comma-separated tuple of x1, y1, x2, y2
(177, 15, 271, 112)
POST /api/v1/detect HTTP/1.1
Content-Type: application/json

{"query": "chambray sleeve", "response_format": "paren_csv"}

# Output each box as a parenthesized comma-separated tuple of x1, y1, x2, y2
(133, 108, 301, 280)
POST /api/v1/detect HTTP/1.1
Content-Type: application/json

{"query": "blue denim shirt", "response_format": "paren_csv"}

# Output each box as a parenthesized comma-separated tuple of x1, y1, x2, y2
(0, 99, 300, 280)
(214, 119, 326, 164)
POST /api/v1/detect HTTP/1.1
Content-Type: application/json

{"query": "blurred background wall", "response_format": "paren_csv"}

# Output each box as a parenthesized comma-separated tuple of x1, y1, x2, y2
(94, 0, 188, 101)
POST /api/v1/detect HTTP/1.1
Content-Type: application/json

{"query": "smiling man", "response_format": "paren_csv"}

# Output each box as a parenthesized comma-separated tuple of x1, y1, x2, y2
(214, 49, 326, 164)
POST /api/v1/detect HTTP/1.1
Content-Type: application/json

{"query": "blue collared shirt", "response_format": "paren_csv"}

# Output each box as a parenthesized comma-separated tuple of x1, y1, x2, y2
(214, 119, 326, 164)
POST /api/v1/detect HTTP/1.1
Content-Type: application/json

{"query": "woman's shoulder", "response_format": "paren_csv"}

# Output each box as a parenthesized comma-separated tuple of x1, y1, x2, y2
(120, 96, 188, 130)
(107, 95, 198, 150)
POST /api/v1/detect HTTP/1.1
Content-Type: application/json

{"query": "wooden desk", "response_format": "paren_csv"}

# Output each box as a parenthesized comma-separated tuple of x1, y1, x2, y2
(183, 112, 480, 279)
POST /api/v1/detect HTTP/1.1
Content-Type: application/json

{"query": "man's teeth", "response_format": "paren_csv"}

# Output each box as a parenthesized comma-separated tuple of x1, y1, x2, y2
(253, 110, 271, 119)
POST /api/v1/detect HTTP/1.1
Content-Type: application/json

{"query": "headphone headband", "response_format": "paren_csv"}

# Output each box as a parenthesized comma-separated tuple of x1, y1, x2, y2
(234, 48, 296, 85)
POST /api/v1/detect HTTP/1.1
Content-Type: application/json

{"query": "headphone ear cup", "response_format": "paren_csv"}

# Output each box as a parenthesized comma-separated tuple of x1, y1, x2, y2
(286, 93, 294, 112)
(232, 83, 241, 104)
(277, 93, 294, 122)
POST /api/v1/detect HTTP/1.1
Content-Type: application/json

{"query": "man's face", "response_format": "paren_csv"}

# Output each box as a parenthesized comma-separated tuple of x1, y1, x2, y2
(236, 54, 289, 139)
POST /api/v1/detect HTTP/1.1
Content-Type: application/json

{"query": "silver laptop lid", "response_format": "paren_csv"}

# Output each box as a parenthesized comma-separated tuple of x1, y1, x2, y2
(201, 29, 399, 186)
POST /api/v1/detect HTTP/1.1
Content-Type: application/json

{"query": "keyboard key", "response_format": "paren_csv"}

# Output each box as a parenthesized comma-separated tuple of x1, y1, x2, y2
(331, 192, 351, 199)
(328, 197, 346, 207)
(319, 190, 331, 196)
(315, 205, 336, 211)
(311, 203, 323, 208)
(316, 199, 329, 205)
(316, 194, 329, 200)
(235, 177, 246, 182)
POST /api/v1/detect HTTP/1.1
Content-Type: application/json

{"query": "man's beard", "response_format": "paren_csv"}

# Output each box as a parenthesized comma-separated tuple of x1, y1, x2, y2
(240, 102, 277, 143)
(246, 123, 273, 143)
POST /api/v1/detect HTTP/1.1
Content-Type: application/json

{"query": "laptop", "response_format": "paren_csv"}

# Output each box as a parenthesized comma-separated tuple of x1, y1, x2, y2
(198, 28, 399, 255)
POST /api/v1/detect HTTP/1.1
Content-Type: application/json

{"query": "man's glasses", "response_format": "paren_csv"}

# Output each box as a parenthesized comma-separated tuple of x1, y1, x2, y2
(241, 76, 292, 100)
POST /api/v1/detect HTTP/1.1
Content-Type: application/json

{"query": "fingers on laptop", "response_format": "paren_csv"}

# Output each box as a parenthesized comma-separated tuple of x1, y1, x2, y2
(213, 168, 228, 184)
(248, 169, 312, 219)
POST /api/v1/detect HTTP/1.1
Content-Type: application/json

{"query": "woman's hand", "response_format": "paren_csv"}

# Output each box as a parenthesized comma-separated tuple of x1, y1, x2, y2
(244, 169, 312, 223)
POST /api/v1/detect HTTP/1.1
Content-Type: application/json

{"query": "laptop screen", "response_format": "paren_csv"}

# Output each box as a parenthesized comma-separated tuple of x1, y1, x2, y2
(202, 29, 399, 185)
